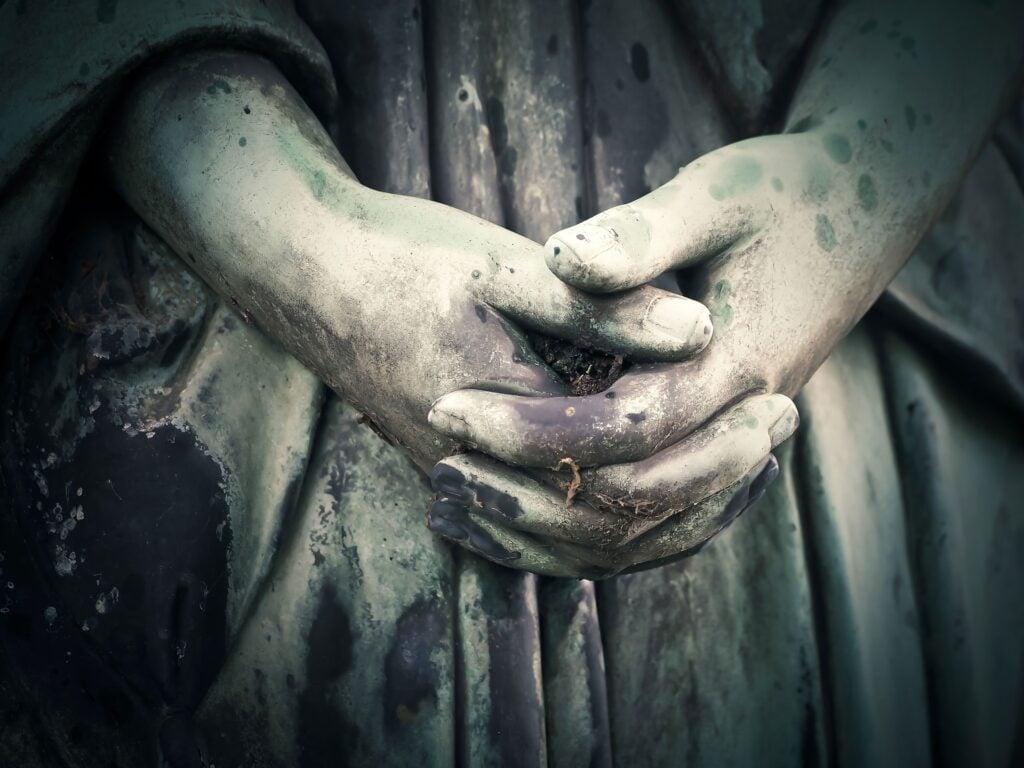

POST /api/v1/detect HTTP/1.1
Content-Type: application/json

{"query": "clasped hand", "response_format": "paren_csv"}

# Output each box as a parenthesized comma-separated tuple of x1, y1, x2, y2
(419, 132, 882, 578)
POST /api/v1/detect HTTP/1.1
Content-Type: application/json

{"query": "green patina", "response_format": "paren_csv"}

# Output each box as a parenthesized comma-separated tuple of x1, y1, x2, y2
(806, 168, 831, 202)
(824, 133, 853, 164)
(275, 133, 340, 206)
(238, 136, 247, 147)
(771, 177, 784, 192)
(905, 106, 917, 131)
(815, 214, 838, 252)
(857, 174, 878, 212)
(710, 280, 734, 326)
(708, 156, 763, 201)
(206, 78, 232, 96)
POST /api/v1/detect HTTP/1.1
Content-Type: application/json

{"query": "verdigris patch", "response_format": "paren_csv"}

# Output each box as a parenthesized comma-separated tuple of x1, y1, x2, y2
(857, 174, 878, 211)
(708, 156, 763, 201)
(823, 134, 852, 164)
(815, 214, 838, 252)
(710, 280, 734, 326)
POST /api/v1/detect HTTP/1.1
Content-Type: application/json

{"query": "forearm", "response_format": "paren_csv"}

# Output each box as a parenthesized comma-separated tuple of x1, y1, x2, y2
(108, 50, 376, 392)
(785, 0, 1024, 284)
(718, 0, 1024, 394)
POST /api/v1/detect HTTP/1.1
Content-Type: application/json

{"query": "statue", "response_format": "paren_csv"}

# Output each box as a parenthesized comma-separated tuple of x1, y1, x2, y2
(1, 0, 1022, 765)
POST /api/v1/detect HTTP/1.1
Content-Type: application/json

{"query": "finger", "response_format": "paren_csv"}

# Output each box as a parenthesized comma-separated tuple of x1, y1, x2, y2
(427, 450, 781, 580)
(431, 394, 797, 548)
(430, 453, 631, 550)
(544, 152, 769, 293)
(485, 264, 713, 362)
(575, 393, 797, 524)
(425, 498, 601, 578)
(428, 358, 737, 467)
(618, 454, 779, 569)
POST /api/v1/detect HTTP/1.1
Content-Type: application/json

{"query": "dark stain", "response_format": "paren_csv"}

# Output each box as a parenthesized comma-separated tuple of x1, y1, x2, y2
(546, 34, 559, 56)
(485, 96, 509, 155)
(595, 109, 612, 138)
(625, 412, 646, 423)
(860, 19, 878, 33)
(857, 174, 878, 212)
(499, 146, 518, 177)
(474, 304, 488, 323)
(297, 584, 360, 767)
(430, 463, 470, 500)
(383, 597, 447, 730)
(800, 697, 821, 766)
(905, 106, 917, 131)
(457, 89, 468, 102)
(629, 43, 650, 83)
(428, 501, 519, 562)
(474, 483, 523, 520)
(485, 571, 546, 766)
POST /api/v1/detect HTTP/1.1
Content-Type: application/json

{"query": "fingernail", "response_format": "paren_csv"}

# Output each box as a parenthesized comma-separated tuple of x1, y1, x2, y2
(548, 225, 622, 265)
(428, 401, 472, 442)
(768, 404, 800, 447)
(643, 298, 713, 349)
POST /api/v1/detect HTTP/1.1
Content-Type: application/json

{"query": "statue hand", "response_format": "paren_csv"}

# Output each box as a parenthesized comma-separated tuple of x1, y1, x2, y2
(423, 131, 898, 574)
(426, 392, 797, 578)
(428, 131, 897, 468)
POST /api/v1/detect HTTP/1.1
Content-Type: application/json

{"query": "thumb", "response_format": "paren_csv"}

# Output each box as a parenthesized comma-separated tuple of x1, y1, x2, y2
(545, 152, 770, 293)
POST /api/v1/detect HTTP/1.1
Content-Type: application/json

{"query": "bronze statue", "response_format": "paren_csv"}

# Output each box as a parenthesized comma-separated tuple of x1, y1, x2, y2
(1, 0, 1022, 765)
